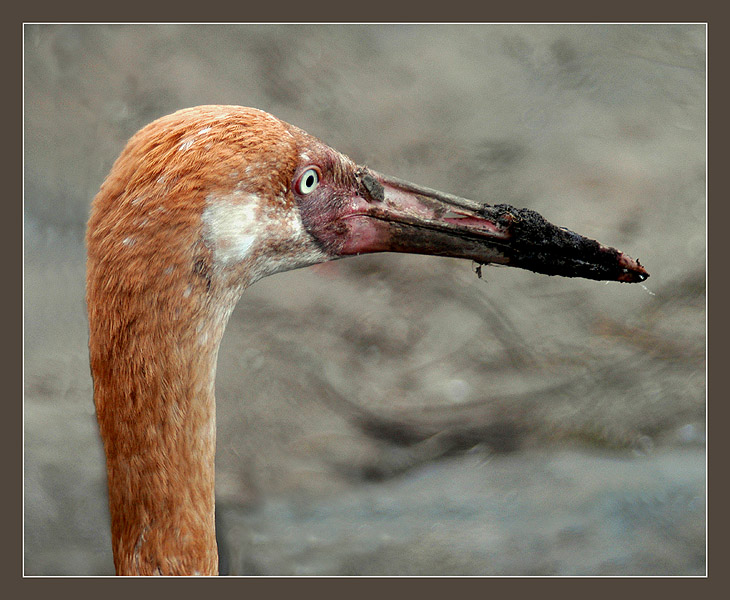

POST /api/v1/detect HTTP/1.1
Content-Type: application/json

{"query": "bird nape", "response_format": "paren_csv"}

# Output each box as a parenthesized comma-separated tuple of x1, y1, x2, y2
(85, 105, 648, 576)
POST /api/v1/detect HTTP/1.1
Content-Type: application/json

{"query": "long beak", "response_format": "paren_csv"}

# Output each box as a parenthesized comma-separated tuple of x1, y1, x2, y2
(338, 168, 648, 283)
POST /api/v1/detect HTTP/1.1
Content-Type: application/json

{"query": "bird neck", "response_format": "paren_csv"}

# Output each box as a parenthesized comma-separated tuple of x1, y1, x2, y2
(88, 257, 241, 575)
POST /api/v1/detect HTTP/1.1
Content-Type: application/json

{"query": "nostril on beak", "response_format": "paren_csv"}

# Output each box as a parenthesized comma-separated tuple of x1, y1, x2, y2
(358, 171, 385, 203)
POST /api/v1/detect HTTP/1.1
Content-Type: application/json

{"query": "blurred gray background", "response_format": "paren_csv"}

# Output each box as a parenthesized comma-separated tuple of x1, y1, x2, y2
(24, 24, 706, 576)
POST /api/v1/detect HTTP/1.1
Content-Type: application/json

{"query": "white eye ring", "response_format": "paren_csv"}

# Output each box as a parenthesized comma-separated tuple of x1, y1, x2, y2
(296, 168, 320, 195)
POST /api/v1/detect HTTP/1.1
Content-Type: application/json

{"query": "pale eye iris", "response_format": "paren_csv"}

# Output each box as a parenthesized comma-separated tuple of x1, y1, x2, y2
(297, 168, 320, 194)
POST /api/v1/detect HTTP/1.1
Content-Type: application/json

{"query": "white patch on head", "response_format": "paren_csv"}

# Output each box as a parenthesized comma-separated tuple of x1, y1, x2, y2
(179, 137, 195, 152)
(201, 194, 263, 267)
(178, 127, 212, 153)
(201, 190, 330, 284)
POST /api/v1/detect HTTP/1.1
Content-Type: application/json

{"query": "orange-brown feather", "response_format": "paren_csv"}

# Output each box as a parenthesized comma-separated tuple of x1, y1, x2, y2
(87, 106, 301, 575)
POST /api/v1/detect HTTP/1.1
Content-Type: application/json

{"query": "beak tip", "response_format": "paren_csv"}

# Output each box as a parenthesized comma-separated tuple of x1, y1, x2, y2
(616, 252, 649, 283)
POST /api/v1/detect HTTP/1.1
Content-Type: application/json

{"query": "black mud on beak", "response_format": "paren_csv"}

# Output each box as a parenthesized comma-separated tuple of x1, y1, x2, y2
(333, 169, 648, 284)
(476, 203, 649, 283)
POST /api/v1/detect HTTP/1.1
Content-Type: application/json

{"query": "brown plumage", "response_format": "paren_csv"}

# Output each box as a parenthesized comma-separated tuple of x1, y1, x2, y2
(87, 106, 647, 575)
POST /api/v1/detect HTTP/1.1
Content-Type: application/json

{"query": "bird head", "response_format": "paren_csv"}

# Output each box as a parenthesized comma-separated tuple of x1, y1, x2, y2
(88, 105, 648, 302)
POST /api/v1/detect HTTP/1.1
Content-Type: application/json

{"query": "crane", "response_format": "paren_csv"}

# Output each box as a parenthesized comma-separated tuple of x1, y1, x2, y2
(86, 105, 648, 575)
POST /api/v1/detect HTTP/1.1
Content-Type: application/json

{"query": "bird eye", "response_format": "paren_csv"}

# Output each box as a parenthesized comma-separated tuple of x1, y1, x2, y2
(296, 168, 320, 195)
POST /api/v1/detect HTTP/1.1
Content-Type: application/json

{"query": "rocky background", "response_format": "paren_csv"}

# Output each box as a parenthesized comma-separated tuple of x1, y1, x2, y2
(24, 24, 705, 575)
